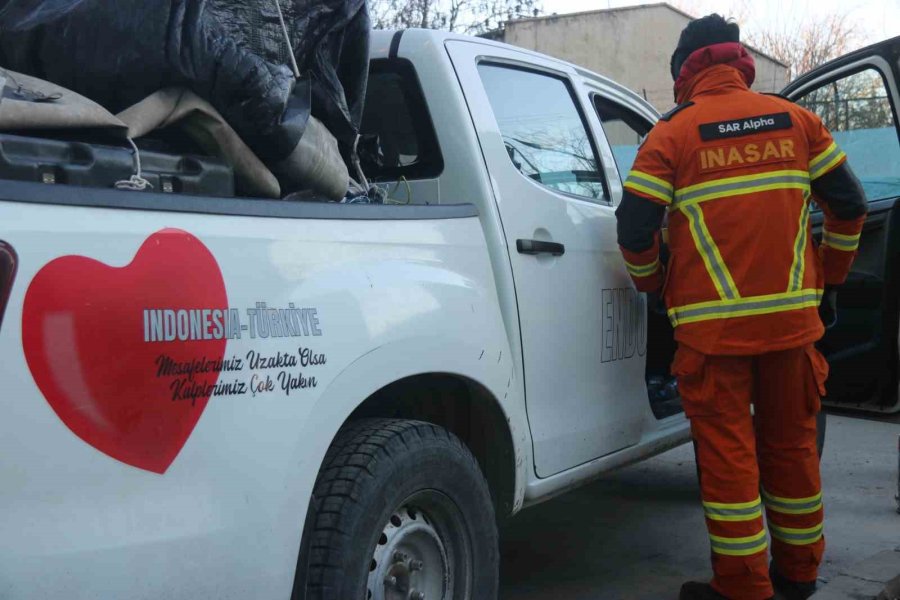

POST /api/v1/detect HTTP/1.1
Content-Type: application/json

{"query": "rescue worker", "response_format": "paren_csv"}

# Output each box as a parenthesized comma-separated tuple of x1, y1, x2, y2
(615, 14, 867, 600)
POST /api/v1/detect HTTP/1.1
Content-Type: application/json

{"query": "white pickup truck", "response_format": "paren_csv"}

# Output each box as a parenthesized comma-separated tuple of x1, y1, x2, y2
(1, 29, 898, 600)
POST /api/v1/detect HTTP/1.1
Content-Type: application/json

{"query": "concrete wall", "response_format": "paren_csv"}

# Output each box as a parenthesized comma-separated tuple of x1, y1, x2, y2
(498, 4, 789, 113)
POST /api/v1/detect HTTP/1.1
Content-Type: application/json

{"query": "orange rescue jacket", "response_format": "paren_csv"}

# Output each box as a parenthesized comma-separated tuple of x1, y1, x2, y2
(618, 63, 866, 355)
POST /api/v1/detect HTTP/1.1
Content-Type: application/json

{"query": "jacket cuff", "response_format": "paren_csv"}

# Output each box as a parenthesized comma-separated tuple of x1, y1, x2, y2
(621, 242, 664, 293)
(819, 245, 856, 285)
(820, 214, 865, 285)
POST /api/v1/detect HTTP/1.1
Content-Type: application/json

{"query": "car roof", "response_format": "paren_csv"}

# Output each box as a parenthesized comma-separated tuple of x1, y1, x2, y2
(370, 29, 660, 120)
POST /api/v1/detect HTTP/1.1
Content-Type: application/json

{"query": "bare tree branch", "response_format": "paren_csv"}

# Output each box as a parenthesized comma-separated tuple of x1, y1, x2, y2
(742, 12, 858, 79)
(669, 2, 858, 80)
(369, 0, 541, 34)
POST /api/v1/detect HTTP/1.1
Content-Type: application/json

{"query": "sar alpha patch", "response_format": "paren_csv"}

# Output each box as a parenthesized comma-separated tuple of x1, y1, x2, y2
(699, 112, 793, 141)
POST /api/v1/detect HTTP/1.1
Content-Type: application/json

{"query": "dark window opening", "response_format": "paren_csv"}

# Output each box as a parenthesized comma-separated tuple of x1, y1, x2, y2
(593, 96, 654, 177)
(360, 59, 443, 182)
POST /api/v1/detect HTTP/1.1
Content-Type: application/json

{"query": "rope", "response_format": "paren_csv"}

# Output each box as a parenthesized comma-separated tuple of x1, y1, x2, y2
(385, 176, 412, 205)
(1, 68, 62, 102)
(351, 134, 370, 191)
(274, 0, 301, 78)
(114, 138, 153, 192)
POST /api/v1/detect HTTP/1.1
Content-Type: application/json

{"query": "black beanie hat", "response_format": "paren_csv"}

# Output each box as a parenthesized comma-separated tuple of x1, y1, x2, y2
(670, 14, 741, 81)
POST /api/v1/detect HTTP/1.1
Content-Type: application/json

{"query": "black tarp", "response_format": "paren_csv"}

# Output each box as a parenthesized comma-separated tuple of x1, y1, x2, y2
(0, 0, 369, 163)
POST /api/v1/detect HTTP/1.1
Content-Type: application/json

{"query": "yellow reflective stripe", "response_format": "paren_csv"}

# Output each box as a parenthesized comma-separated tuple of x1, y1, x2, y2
(679, 169, 808, 195)
(625, 170, 674, 204)
(811, 152, 846, 180)
(763, 490, 823, 504)
(709, 529, 769, 556)
(668, 289, 823, 327)
(810, 142, 838, 170)
(627, 170, 674, 192)
(822, 230, 861, 251)
(763, 489, 823, 515)
(788, 197, 811, 292)
(684, 204, 740, 301)
(766, 505, 823, 516)
(824, 231, 861, 244)
(674, 170, 810, 208)
(703, 498, 763, 510)
(624, 181, 673, 204)
(709, 529, 768, 544)
(706, 510, 763, 522)
(625, 258, 661, 278)
(703, 497, 763, 522)
(625, 181, 672, 204)
(712, 541, 769, 557)
(770, 523, 824, 546)
(810, 142, 846, 180)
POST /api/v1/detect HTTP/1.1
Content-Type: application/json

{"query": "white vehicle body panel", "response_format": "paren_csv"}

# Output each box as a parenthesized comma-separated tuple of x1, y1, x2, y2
(0, 200, 514, 599)
(444, 39, 647, 476)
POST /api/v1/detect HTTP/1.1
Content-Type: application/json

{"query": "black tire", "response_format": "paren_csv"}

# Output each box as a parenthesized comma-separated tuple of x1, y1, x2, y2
(816, 409, 826, 458)
(295, 418, 498, 600)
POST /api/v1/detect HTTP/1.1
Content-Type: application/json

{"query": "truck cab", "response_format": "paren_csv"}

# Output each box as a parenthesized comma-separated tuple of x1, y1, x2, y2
(365, 29, 686, 479)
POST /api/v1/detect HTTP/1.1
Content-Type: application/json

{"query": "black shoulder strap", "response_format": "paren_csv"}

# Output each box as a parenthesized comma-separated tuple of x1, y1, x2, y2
(659, 101, 695, 122)
(763, 91, 793, 102)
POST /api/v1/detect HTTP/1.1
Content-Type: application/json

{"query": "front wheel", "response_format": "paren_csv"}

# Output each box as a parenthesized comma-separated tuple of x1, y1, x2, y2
(296, 419, 498, 600)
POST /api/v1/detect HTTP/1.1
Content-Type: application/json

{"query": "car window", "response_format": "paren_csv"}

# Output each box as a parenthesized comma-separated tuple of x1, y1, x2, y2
(795, 67, 900, 202)
(593, 96, 654, 177)
(478, 63, 607, 202)
(361, 59, 443, 182)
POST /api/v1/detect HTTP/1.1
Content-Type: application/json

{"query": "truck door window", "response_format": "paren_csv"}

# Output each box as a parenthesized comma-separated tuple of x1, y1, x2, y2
(795, 67, 900, 201)
(361, 59, 443, 181)
(593, 96, 653, 177)
(478, 63, 608, 202)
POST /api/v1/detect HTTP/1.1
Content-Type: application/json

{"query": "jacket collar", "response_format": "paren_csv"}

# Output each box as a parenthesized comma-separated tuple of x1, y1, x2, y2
(674, 42, 756, 103)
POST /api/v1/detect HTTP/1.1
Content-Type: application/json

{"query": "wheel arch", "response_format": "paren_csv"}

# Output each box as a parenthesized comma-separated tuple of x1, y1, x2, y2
(347, 372, 518, 521)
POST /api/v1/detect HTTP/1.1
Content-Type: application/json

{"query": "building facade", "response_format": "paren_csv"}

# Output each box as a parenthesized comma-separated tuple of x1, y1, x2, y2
(484, 3, 789, 112)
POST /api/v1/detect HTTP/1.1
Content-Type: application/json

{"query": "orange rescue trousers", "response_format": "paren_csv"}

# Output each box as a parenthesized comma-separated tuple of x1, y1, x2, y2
(674, 344, 829, 600)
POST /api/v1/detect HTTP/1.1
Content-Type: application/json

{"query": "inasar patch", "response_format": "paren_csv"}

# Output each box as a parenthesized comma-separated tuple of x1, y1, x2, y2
(698, 137, 797, 173)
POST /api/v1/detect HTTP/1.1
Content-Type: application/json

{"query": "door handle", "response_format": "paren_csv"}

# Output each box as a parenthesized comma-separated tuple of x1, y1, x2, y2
(516, 239, 565, 256)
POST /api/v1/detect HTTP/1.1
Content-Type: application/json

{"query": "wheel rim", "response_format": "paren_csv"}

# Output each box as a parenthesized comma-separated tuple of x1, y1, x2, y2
(368, 504, 449, 600)
(367, 491, 471, 600)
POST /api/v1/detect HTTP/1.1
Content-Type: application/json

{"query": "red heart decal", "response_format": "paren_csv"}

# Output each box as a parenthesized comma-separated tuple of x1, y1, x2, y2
(22, 229, 227, 474)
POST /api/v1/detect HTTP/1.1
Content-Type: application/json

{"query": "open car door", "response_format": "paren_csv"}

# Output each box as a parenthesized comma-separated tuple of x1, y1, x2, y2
(782, 37, 900, 413)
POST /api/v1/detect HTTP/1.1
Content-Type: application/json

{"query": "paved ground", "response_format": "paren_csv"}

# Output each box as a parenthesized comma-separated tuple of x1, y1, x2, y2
(499, 412, 900, 599)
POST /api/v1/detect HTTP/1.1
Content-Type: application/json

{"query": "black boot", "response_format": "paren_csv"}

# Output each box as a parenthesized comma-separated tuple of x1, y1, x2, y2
(679, 581, 776, 600)
(770, 568, 817, 600)
(679, 582, 729, 600)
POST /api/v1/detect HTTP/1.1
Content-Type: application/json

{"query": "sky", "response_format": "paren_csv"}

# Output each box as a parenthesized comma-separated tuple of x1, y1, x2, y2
(544, 0, 900, 48)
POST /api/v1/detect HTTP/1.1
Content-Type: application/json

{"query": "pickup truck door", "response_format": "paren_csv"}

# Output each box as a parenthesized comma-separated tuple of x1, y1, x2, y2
(782, 37, 900, 411)
(446, 40, 646, 477)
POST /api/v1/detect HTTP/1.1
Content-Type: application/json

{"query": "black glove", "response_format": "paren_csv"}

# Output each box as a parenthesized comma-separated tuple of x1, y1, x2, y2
(819, 286, 838, 330)
(647, 291, 668, 316)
